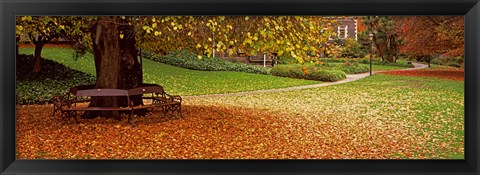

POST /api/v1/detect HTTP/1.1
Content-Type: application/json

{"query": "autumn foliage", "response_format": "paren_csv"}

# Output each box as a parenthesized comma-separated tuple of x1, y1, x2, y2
(16, 104, 422, 159)
(394, 16, 464, 57)
(379, 68, 464, 82)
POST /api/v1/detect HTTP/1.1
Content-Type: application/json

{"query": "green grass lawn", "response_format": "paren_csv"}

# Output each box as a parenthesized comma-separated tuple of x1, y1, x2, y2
(361, 64, 408, 71)
(186, 74, 464, 159)
(19, 48, 320, 96)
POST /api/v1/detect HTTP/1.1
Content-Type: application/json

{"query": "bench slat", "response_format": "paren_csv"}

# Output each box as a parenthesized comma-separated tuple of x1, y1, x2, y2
(76, 89, 129, 97)
(63, 107, 132, 111)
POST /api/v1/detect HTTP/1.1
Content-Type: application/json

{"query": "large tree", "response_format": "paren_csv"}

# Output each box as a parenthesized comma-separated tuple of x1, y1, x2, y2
(394, 16, 464, 67)
(18, 16, 336, 120)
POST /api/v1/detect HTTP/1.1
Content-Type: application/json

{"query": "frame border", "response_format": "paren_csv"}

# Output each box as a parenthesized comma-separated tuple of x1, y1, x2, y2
(1, 0, 479, 174)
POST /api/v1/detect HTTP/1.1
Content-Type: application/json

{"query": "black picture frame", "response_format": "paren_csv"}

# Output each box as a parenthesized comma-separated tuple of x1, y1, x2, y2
(1, 0, 479, 174)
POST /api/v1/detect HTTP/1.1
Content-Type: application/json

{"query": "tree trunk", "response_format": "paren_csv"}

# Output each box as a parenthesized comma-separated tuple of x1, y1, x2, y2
(16, 36, 20, 58)
(32, 41, 45, 73)
(16, 36, 21, 70)
(81, 16, 144, 120)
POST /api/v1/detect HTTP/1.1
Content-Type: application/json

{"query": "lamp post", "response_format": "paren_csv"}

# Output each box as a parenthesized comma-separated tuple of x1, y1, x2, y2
(369, 31, 374, 76)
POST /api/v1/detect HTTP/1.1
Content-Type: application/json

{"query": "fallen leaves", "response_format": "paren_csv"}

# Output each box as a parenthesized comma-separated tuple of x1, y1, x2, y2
(378, 69, 464, 81)
(16, 72, 464, 160)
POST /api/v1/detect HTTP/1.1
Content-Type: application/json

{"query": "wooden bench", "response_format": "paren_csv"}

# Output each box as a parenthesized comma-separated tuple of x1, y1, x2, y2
(53, 85, 183, 126)
(59, 89, 137, 125)
(128, 85, 183, 118)
(52, 87, 91, 117)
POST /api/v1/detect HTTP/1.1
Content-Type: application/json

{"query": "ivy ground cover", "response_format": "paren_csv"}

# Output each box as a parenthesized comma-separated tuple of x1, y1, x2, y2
(16, 72, 464, 159)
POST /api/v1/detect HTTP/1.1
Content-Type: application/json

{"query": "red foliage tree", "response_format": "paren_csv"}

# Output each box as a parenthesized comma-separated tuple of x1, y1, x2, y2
(394, 16, 464, 67)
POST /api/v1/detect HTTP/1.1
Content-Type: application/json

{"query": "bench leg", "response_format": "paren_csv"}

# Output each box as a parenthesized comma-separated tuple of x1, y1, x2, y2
(128, 110, 136, 127)
(52, 105, 57, 116)
(61, 111, 79, 124)
(178, 104, 183, 118)
(72, 111, 80, 124)
(164, 104, 183, 119)
(162, 106, 167, 117)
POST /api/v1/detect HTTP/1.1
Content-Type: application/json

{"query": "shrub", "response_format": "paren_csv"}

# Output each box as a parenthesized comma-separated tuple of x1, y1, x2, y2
(271, 65, 346, 82)
(277, 55, 298, 64)
(306, 69, 346, 82)
(430, 58, 444, 65)
(431, 56, 464, 68)
(447, 62, 461, 68)
(16, 54, 96, 104)
(145, 50, 270, 75)
(340, 38, 367, 58)
(339, 62, 369, 74)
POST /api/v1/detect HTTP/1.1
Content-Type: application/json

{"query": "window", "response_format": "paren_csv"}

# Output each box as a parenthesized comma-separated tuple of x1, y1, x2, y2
(338, 25, 348, 39)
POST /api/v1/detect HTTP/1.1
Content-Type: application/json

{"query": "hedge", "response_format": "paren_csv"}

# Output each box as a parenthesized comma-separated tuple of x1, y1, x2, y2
(271, 65, 346, 82)
(339, 62, 370, 74)
(144, 50, 270, 75)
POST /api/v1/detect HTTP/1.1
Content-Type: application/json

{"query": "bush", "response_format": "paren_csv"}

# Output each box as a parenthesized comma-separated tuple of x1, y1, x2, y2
(271, 65, 346, 82)
(430, 58, 444, 65)
(447, 62, 461, 68)
(16, 54, 96, 104)
(339, 62, 369, 74)
(431, 56, 464, 68)
(277, 55, 298, 64)
(145, 50, 270, 75)
(340, 38, 367, 58)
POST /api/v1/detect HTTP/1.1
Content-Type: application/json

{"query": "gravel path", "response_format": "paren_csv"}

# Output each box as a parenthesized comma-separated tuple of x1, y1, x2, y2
(184, 63, 428, 99)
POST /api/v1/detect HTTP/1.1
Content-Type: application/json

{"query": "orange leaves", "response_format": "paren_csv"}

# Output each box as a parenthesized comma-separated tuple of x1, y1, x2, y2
(379, 69, 464, 81)
(394, 16, 464, 57)
(17, 88, 462, 160)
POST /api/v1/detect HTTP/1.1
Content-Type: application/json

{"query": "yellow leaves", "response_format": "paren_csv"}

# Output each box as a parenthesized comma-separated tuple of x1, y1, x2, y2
(197, 55, 203, 59)
(21, 16, 32, 21)
(187, 32, 192, 36)
(16, 25, 24, 31)
(119, 33, 124, 39)
(154, 31, 162, 36)
(196, 43, 202, 49)
(143, 26, 153, 34)
(243, 38, 253, 46)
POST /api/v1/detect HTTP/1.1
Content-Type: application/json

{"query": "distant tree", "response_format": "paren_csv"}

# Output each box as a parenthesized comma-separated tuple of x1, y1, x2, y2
(394, 16, 464, 67)
(16, 16, 85, 73)
(362, 16, 399, 62)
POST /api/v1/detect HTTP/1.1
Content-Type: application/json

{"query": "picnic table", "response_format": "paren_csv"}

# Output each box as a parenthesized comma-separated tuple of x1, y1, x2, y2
(52, 84, 182, 126)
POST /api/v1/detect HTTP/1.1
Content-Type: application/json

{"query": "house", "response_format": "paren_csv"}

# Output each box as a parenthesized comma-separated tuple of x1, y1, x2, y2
(329, 16, 363, 41)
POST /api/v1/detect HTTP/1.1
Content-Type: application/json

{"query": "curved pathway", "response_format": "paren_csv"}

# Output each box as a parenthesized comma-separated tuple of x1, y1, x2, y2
(184, 63, 428, 99)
